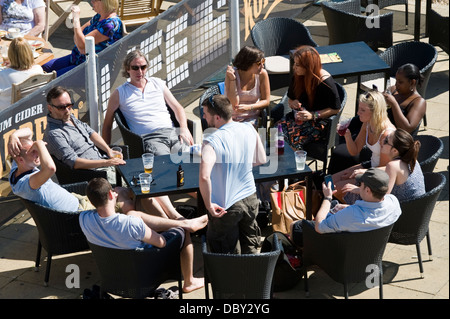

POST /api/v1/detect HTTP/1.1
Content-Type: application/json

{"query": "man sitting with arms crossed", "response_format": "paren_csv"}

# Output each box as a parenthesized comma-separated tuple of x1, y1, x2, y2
(8, 128, 207, 293)
(80, 177, 205, 293)
(290, 168, 401, 245)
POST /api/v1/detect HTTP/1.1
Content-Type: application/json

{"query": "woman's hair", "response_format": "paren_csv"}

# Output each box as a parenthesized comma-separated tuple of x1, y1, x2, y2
(291, 45, 323, 108)
(8, 37, 34, 70)
(121, 49, 148, 78)
(232, 46, 265, 71)
(391, 128, 420, 171)
(101, 0, 119, 13)
(397, 63, 424, 89)
(359, 90, 389, 137)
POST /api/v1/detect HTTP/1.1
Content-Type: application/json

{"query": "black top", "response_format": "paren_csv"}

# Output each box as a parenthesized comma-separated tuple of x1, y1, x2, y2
(287, 76, 341, 112)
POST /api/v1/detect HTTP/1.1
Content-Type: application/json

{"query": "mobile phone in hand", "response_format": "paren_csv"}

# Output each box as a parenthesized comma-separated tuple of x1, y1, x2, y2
(324, 174, 335, 190)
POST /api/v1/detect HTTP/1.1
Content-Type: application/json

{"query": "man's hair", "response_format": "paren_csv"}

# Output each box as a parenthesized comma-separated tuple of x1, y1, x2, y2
(121, 49, 149, 78)
(86, 178, 113, 208)
(201, 94, 233, 121)
(366, 186, 386, 200)
(46, 86, 71, 104)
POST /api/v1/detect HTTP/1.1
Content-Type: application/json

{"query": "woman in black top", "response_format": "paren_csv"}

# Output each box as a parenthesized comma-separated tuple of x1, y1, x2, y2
(281, 45, 341, 150)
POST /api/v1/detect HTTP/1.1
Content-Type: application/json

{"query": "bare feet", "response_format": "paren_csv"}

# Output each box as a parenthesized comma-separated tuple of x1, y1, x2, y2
(183, 277, 204, 293)
(183, 214, 208, 233)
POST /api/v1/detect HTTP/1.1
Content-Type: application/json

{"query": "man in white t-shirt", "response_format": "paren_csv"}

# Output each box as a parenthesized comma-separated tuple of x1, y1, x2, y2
(199, 94, 267, 254)
(102, 49, 194, 156)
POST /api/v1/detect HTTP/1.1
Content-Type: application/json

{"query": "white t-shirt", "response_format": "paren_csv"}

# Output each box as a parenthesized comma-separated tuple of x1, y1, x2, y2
(0, 0, 45, 34)
(0, 64, 44, 110)
(117, 77, 173, 135)
(203, 121, 257, 209)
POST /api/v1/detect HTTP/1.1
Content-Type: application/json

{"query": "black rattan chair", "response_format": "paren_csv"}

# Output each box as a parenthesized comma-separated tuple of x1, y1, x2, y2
(416, 135, 444, 173)
(303, 82, 347, 173)
(251, 17, 317, 90)
(428, 9, 449, 55)
(389, 172, 446, 278)
(52, 145, 129, 186)
(302, 220, 394, 299)
(88, 230, 183, 299)
(360, 41, 438, 127)
(321, 0, 393, 51)
(114, 108, 195, 159)
(19, 182, 90, 287)
(202, 234, 281, 299)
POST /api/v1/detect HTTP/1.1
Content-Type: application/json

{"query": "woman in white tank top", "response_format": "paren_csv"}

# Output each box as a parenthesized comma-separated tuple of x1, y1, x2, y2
(331, 90, 395, 202)
(224, 46, 270, 126)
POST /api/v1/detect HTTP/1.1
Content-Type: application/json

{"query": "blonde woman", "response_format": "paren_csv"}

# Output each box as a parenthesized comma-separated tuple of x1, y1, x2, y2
(43, 0, 123, 76)
(332, 90, 395, 202)
(0, 36, 44, 110)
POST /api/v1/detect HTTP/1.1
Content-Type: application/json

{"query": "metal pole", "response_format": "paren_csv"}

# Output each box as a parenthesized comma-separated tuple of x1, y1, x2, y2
(85, 36, 100, 132)
(230, 0, 240, 59)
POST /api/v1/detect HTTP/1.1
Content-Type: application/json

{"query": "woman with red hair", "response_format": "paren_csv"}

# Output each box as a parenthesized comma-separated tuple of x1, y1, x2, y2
(281, 45, 341, 150)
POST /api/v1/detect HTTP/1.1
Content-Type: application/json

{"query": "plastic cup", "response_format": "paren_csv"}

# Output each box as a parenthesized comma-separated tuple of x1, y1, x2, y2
(111, 146, 122, 158)
(141, 153, 154, 174)
(139, 173, 152, 194)
(337, 118, 351, 136)
(294, 150, 307, 170)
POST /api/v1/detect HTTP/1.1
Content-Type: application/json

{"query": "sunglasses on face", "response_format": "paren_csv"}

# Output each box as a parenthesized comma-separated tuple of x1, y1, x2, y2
(51, 103, 74, 110)
(383, 136, 393, 147)
(208, 94, 217, 109)
(255, 58, 265, 66)
(130, 65, 147, 71)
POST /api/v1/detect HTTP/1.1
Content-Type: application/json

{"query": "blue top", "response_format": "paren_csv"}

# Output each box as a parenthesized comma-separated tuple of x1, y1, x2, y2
(79, 210, 150, 249)
(70, 13, 123, 65)
(317, 194, 401, 233)
(203, 121, 257, 209)
(9, 161, 79, 212)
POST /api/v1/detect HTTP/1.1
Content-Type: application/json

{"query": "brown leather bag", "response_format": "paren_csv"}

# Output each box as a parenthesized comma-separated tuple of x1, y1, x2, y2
(270, 182, 306, 234)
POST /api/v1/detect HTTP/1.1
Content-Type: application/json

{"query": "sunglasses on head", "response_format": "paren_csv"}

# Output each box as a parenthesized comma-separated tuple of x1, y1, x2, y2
(383, 136, 393, 147)
(255, 58, 265, 66)
(130, 65, 147, 71)
(51, 103, 74, 110)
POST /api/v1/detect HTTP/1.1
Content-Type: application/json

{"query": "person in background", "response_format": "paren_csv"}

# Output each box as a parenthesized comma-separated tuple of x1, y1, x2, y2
(102, 49, 194, 156)
(199, 94, 267, 254)
(224, 45, 270, 127)
(279, 45, 340, 150)
(341, 128, 425, 204)
(331, 90, 395, 202)
(384, 63, 426, 138)
(0, 0, 46, 37)
(42, 0, 123, 76)
(0, 36, 44, 110)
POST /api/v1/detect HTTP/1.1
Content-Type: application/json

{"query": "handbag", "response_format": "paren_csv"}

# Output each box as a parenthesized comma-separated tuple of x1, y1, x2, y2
(270, 181, 307, 234)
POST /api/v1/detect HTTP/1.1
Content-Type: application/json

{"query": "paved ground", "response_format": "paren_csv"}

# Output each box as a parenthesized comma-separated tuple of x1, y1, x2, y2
(0, 1, 448, 300)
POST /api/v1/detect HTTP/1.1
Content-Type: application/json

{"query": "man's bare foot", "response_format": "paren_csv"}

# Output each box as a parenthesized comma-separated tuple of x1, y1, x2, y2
(183, 277, 204, 293)
(183, 214, 208, 233)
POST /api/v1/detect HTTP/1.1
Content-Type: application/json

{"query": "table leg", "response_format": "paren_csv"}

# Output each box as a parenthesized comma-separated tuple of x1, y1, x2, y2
(306, 175, 313, 220)
(414, 0, 421, 41)
(355, 75, 362, 115)
(196, 190, 207, 217)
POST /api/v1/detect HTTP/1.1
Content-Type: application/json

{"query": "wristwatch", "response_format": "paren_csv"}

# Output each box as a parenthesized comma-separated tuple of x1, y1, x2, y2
(324, 197, 333, 203)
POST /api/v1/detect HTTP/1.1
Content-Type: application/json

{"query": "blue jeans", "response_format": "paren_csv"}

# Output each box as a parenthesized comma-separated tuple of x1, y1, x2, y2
(42, 55, 77, 77)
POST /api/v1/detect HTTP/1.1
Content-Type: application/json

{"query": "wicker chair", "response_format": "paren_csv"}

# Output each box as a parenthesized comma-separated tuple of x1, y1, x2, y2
(251, 17, 317, 90)
(360, 41, 438, 127)
(88, 230, 183, 299)
(19, 182, 90, 287)
(303, 82, 347, 173)
(52, 145, 129, 186)
(416, 135, 444, 173)
(114, 108, 195, 159)
(389, 172, 446, 278)
(428, 9, 449, 55)
(202, 234, 281, 299)
(302, 220, 394, 299)
(321, 0, 393, 51)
